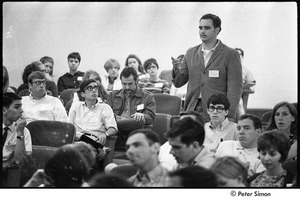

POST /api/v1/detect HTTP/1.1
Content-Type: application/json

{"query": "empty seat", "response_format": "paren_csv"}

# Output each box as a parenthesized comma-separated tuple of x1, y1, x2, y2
(26, 120, 76, 148)
(153, 93, 182, 115)
(59, 88, 76, 106)
(152, 113, 172, 144)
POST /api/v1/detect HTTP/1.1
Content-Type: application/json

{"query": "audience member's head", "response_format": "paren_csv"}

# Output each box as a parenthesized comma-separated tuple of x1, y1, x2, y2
(69, 142, 96, 170)
(165, 117, 205, 164)
(85, 172, 133, 187)
(179, 110, 205, 126)
(126, 129, 161, 171)
(200, 13, 222, 34)
(211, 156, 248, 187)
(257, 130, 291, 164)
(21, 63, 41, 84)
(266, 101, 297, 139)
(3, 92, 23, 125)
(166, 165, 218, 187)
(27, 71, 46, 99)
(143, 58, 159, 74)
(237, 114, 262, 148)
(40, 56, 54, 76)
(206, 93, 230, 125)
(120, 67, 139, 95)
(44, 144, 89, 187)
(67, 52, 81, 72)
(79, 79, 99, 102)
(104, 59, 121, 77)
(125, 54, 145, 74)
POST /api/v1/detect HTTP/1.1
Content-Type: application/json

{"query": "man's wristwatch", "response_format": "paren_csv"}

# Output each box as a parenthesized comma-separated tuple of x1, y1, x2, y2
(17, 135, 24, 140)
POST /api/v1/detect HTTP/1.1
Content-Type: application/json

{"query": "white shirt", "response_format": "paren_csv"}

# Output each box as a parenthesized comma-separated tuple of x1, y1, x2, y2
(215, 140, 265, 177)
(69, 100, 118, 139)
(158, 141, 177, 171)
(100, 75, 123, 92)
(204, 118, 239, 151)
(2, 123, 32, 162)
(22, 94, 68, 123)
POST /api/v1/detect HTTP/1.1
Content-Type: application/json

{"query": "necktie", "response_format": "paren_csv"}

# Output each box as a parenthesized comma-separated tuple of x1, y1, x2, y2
(2, 127, 9, 150)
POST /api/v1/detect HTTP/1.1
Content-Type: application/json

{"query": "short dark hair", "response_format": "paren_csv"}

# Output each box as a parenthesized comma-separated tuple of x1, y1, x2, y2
(22, 63, 41, 84)
(179, 110, 206, 126)
(79, 79, 98, 93)
(143, 58, 159, 71)
(128, 128, 161, 145)
(68, 52, 81, 63)
(27, 71, 45, 84)
(200, 13, 222, 33)
(206, 93, 230, 110)
(165, 117, 205, 146)
(125, 54, 145, 74)
(168, 165, 218, 187)
(238, 114, 262, 130)
(120, 66, 138, 82)
(257, 130, 291, 163)
(3, 92, 22, 108)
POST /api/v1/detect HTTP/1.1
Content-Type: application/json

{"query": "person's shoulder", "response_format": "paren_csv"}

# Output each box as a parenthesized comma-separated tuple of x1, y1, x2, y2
(186, 44, 201, 52)
(58, 73, 69, 79)
(77, 71, 84, 76)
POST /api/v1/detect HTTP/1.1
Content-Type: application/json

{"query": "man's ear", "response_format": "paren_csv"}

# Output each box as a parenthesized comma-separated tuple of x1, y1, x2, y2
(3, 107, 8, 115)
(151, 142, 161, 154)
(192, 141, 200, 149)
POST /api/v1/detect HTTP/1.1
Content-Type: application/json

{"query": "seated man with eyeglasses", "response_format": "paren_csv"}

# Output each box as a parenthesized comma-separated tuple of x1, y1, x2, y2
(203, 93, 239, 153)
(21, 71, 68, 123)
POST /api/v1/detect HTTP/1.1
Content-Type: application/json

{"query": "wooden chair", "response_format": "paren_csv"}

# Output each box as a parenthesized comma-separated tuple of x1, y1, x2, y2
(59, 88, 76, 106)
(26, 120, 76, 148)
(152, 113, 172, 144)
(19, 145, 58, 187)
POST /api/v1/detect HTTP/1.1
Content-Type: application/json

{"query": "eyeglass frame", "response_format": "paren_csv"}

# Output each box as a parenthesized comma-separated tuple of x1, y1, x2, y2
(207, 105, 226, 113)
(31, 80, 47, 86)
(84, 85, 100, 92)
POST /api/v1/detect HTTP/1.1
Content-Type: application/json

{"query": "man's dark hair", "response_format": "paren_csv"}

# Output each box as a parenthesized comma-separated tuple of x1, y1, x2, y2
(67, 52, 81, 63)
(27, 71, 45, 84)
(165, 117, 205, 146)
(206, 93, 230, 110)
(143, 58, 159, 71)
(129, 128, 161, 145)
(120, 66, 138, 82)
(200, 13, 222, 33)
(79, 79, 98, 93)
(3, 92, 22, 108)
(238, 114, 262, 130)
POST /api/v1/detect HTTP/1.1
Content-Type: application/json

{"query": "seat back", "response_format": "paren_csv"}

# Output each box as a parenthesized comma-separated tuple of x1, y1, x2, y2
(65, 99, 74, 114)
(26, 120, 76, 147)
(109, 164, 138, 180)
(60, 89, 76, 106)
(102, 136, 118, 168)
(152, 113, 172, 144)
(153, 93, 182, 115)
(19, 145, 58, 186)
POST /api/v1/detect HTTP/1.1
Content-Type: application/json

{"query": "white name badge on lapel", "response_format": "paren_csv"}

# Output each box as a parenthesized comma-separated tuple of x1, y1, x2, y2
(154, 83, 163, 88)
(209, 70, 219, 78)
(77, 76, 83, 81)
(137, 104, 144, 111)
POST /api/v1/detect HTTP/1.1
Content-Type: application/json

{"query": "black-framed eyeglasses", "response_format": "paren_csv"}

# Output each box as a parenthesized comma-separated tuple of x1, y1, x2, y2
(208, 106, 225, 113)
(85, 86, 100, 91)
(32, 80, 46, 86)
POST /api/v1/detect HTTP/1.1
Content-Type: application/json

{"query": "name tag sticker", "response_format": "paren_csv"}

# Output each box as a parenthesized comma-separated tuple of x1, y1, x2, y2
(77, 76, 83, 81)
(154, 83, 163, 88)
(209, 70, 219, 78)
(137, 104, 144, 111)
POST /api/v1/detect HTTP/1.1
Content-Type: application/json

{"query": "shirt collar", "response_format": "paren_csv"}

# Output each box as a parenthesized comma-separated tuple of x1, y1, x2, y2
(29, 93, 47, 100)
(209, 117, 229, 131)
(201, 39, 220, 52)
(136, 165, 163, 182)
(81, 99, 101, 109)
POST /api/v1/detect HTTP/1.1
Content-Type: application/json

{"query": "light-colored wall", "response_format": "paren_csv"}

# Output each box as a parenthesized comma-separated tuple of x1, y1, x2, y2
(3, 2, 297, 109)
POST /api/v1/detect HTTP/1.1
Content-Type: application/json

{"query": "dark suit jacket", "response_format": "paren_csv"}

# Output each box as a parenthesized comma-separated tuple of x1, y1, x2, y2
(173, 40, 242, 121)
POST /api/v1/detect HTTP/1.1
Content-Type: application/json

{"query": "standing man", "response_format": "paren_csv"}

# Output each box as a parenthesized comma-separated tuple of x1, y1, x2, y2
(126, 129, 168, 187)
(57, 52, 84, 94)
(107, 67, 156, 151)
(172, 13, 242, 122)
(2, 92, 32, 187)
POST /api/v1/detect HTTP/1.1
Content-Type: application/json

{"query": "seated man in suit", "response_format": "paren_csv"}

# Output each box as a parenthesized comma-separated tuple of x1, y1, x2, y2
(215, 114, 265, 177)
(107, 67, 156, 151)
(21, 71, 68, 123)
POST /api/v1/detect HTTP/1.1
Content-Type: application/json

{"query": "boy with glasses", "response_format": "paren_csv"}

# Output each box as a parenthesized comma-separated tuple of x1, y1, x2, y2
(203, 93, 238, 152)
(21, 71, 68, 123)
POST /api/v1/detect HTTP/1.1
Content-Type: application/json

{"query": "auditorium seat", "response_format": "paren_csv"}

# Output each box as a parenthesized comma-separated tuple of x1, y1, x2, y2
(26, 120, 76, 148)
(59, 88, 76, 106)
(152, 113, 172, 144)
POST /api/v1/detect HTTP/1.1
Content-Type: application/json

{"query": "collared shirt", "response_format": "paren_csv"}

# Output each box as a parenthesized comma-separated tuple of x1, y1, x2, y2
(216, 140, 265, 177)
(158, 141, 177, 171)
(100, 75, 123, 92)
(201, 40, 220, 67)
(69, 100, 118, 139)
(128, 164, 169, 187)
(176, 146, 216, 170)
(2, 123, 32, 162)
(57, 71, 84, 94)
(204, 118, 239, 151)
(21, 94, 68, 124)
